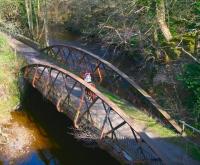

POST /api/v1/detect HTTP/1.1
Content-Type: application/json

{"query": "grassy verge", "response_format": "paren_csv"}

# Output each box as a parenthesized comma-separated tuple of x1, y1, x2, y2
(167, 135, 200, 161)
(0, 33, 23, 120)
(98, 87, 176, 138)
(98, 87, 200, 161)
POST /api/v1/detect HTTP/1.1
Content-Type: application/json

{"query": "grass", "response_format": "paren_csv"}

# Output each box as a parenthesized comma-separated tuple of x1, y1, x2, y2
(186, 142, 200, 161)
(98, 87, 200, 161)
(98, 87, 177, 138)
(168, 135, 200, 161)
(0, 33, 23, 119)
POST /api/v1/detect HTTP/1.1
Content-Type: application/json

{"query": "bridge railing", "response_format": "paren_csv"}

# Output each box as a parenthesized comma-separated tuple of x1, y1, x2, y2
(41, 44, 182, 133)
(21, 62, 164, 164)
(179, 120, 200, 135)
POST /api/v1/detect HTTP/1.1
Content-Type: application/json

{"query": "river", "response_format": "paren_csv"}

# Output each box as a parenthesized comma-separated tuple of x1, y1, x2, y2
(0, 84, 118, 165)
(46, 24, 110, 60)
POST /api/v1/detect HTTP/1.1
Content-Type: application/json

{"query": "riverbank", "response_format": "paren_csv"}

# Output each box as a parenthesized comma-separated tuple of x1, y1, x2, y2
(0, 33, 29, 162)
(0, 32, 53, 163)
(0, 33, 23, 120)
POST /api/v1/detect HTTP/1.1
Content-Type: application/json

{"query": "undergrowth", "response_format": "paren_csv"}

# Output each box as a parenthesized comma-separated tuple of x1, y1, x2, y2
(0, 33, 23, 119)
(178, 63, 200, 129)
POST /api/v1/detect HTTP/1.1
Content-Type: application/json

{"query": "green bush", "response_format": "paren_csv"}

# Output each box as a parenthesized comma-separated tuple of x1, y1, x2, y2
(179, 64, 200, 128)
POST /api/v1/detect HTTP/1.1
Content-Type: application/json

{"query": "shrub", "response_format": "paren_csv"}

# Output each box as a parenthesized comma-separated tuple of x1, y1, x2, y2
(179, 64, 200, 128)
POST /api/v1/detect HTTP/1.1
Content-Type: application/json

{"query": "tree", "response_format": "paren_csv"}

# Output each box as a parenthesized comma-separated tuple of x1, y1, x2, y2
(25, 0, 34, 37)
(43, 0, 49, 46)
(156, 0, 172, 41)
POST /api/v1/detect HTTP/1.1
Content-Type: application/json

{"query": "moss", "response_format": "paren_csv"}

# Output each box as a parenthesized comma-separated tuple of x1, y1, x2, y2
(161, 32, 196, 62)
(167, 47, 181, 60)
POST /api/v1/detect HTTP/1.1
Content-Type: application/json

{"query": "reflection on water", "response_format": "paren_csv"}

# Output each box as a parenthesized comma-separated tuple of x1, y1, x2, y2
(43, 24, 109, 59)
(48, 24, 80, 42)
(1, 84, 119, 165)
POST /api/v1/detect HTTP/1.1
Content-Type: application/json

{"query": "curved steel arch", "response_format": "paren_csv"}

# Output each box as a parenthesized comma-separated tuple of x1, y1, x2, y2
(41, 44, 182, 133)
(21, 62, 164, 164)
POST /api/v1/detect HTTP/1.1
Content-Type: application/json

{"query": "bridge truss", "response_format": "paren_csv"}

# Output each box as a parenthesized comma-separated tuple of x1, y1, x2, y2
(41, 44, 182, 133)
(21, 62, 164, 164)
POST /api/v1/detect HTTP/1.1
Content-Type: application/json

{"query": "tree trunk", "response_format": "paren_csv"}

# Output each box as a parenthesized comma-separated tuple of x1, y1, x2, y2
(25, 0, 34, 37)
(156, 0, 172, 42)
(33, 0, 39, 40)
(43, 0, 49, 46)
(153, 28, 160, 59)
(194, 31, 200, 57)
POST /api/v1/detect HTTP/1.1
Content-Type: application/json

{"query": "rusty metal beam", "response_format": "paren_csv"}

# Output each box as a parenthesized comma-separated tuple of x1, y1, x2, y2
(105, 121, 126, 136)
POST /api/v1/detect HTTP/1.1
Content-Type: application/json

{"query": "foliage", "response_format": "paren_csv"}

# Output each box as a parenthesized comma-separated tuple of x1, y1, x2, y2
(0, 0, 21, 34)
(65, 1, 151, 50)
(0, 0, 49, 40)
(160, 32, 197, 61)
(0, 0, 198, 61)
(0, 0, 19, 21)
(190, 1, 200, 29)
(62, 0, 199, 62)
(179, 64, 200, 128)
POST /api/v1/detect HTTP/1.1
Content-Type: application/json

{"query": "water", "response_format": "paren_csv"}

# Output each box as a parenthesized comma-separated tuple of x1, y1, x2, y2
(47, 24, 110, 59)
(0, 85, 119, 165)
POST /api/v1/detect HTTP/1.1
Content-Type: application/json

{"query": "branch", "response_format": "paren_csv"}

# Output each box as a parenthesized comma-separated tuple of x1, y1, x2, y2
(177, 47, 200, 64)
(101, 25, 124, 42)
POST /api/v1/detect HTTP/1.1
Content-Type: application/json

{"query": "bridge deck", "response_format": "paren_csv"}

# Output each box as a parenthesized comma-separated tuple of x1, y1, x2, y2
(7, 33, 200, 165)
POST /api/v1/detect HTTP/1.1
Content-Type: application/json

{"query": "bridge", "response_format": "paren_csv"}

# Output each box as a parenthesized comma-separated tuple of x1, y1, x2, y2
(8, 33, 199, 165)
(21, 62, 163, 164)
(41, 44, 182, 133)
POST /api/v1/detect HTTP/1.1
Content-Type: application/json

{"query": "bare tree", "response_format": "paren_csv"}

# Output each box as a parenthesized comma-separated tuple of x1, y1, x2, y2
(43, 0, 49, 46)
(156, 0, 172, 41)
(25, 0, 34, 37)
